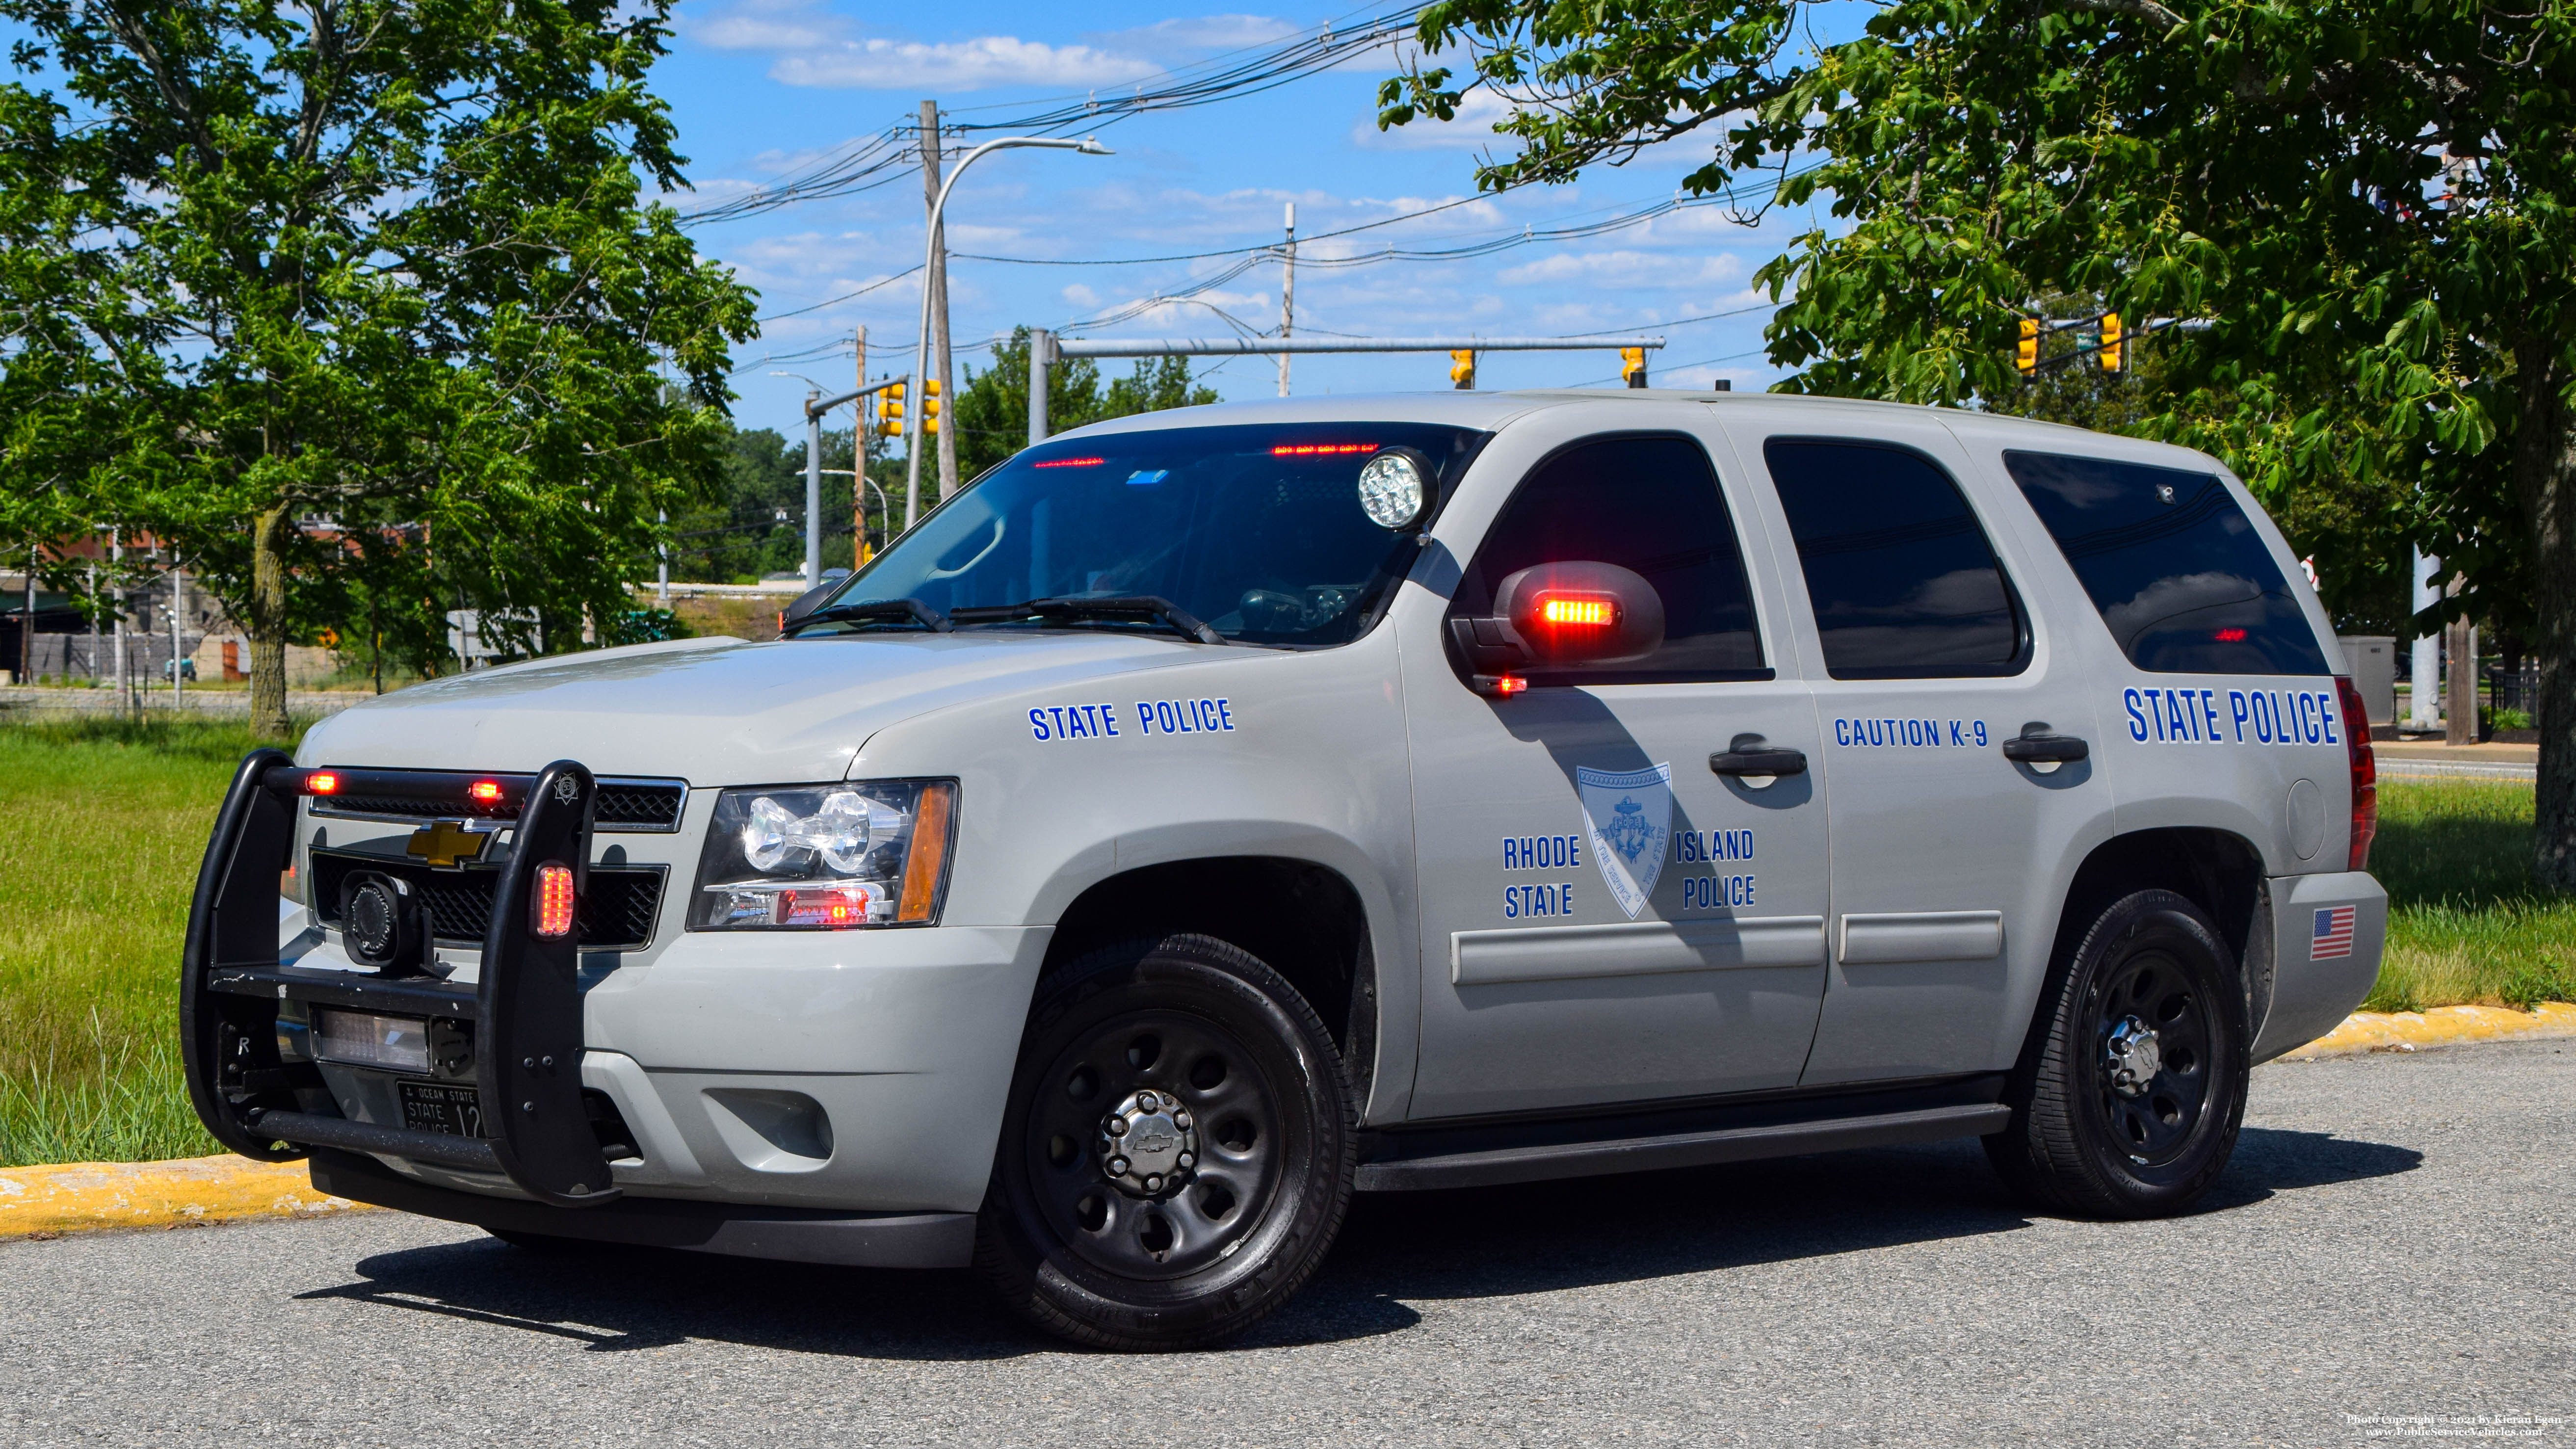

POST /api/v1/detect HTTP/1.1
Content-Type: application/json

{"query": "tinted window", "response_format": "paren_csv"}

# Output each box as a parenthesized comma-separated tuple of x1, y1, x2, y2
(1763, 440, 2024, 678)
(1451, 434, 1763, 684)
(2005, 451, 2330, 675)
(822, 423, 1485, 648)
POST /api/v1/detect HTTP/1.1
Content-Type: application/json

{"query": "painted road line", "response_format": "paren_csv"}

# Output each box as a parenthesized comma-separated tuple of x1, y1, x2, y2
(2377, 758, 2537, 781)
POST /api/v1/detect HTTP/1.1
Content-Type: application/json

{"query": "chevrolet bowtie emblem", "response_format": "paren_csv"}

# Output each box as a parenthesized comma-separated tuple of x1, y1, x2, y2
(406, 819, 495, 869)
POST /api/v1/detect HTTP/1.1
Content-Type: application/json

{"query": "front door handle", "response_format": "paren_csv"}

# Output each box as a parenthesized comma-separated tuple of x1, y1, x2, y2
(1710, 737, 1808, 786)
(2001, 729, 2088, 772)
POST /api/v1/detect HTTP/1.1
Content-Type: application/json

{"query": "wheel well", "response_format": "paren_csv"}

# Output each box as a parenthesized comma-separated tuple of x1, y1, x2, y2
(1044, 857, 1376, 1099)
(2051, 828, 2265, 973)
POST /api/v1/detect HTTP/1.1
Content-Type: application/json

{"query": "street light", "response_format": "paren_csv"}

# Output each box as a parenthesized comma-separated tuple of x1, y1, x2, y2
(906, 134, 1112, 531)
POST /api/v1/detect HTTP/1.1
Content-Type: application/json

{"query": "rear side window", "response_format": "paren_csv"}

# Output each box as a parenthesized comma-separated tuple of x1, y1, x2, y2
(1762, 439, 2025, 678)
(1451, 434, 1764, 684)
(2004, 451, 2330, 676)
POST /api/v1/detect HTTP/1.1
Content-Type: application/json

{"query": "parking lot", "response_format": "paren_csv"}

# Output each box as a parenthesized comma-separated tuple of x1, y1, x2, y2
(3, 1040, 2568, 1447)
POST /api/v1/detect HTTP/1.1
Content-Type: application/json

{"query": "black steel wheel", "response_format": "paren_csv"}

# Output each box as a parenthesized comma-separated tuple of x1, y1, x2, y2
(975, 933, 1354, 1350)
(1987, 888, 2249, 1217)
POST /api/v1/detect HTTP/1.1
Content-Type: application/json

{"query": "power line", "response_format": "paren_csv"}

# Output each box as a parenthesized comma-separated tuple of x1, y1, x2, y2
(679, 4, 1423, 226)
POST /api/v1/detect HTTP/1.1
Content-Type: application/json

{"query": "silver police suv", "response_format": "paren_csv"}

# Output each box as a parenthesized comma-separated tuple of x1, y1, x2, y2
(183, 390, 2385, 1350)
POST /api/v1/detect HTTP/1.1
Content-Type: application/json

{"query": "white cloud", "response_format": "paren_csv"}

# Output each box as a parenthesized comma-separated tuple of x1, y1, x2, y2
(776, 34, 1158, 91)
(1094, 14, 1299, 54)
(688, 0, 1161, 90)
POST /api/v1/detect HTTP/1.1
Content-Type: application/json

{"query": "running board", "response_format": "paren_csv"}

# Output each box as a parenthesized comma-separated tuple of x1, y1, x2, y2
(1357, 1093, 2010, 1193)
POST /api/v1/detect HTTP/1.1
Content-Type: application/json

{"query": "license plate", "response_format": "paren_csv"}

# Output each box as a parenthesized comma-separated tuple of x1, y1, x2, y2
(398, 1080, 487, 1138)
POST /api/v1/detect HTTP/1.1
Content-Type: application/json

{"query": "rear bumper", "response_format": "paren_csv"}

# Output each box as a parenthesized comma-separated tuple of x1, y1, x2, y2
(308, 1148, 975, 1267)
(2251, 870, 2387, 1063)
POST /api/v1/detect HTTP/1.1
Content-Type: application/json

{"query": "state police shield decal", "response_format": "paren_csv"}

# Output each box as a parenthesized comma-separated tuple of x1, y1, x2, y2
(1577, 764, 1672, 920)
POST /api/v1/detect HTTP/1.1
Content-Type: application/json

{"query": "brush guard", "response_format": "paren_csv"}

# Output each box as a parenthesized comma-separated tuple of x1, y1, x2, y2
(180, 751, 620, 1207)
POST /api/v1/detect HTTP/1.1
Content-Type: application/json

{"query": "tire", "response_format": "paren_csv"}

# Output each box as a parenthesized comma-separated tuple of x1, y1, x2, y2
(975, 932, 1356, 1351)
(1986, 888, 2249, 1218)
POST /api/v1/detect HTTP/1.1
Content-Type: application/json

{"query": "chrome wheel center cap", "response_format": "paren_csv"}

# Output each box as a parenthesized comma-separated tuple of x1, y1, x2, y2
(2104, 1016, 2162, 1098)
(1100, 1088, 1199, 1198)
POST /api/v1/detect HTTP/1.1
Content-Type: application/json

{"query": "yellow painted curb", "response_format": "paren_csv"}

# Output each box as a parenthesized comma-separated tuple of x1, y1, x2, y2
(2283, 1001, 2576, 1060)
(0, 1154, 375, 1238)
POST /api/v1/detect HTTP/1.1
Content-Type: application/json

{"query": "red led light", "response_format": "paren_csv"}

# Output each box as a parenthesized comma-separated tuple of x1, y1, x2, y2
(775, 886, 870, 928)
(531, 863, 577, 939)
(1539, 596, 1617, 627)
(2213, 627, 2248, 642)
(1495, 675, 1529, 696)
(468, 780, 503, 803)
(305, 771, 340, 795)
(1270, 443, 1379, 457)
(1033, 457, 1106, 469)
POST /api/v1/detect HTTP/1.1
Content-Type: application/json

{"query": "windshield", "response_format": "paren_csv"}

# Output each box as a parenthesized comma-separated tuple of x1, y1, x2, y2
(817, 422, 1487, 647)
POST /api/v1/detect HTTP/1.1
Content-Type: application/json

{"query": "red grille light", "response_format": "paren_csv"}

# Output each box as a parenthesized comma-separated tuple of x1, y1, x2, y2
(304, 771, 341, 795)
(468, 780, 503, 804)
(2336, 675, 2378, 871)
(531, 862, 577, 938)
(776, 885, 870, 928)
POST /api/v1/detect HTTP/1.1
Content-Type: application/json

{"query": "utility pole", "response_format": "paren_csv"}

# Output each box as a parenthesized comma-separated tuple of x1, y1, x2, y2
(1029, 328, 1054, 447)
(918, 101, 957, 505)
(803, 387, 823, 585)
(1278, 202, 1295, 397)
(854, 325, 870, 564)
(2446, 601, 2477, 746)
(18, 545, 32, 684)
(110, 527, 130, 713)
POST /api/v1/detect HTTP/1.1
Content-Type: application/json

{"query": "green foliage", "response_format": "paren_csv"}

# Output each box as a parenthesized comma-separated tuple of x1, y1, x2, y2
(2366, 778, 2576, 1013)
(0, 715, 325, 1165)
(949, 328, 1220, 481)
(0, 0, 758, 727)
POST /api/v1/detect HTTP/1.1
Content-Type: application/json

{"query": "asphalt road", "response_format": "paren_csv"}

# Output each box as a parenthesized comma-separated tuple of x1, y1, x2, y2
(4, 1041, 2570, 1448)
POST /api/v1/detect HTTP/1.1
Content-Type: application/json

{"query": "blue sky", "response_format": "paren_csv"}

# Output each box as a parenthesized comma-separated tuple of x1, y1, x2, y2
(661, 0, 1843, 441)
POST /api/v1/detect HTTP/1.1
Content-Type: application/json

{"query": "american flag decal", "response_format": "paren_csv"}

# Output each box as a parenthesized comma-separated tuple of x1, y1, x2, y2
(2311, 905, 2356, 960)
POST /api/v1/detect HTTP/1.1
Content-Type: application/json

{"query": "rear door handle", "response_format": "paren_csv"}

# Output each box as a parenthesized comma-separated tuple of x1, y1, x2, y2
(2001, 730, 2088, 767)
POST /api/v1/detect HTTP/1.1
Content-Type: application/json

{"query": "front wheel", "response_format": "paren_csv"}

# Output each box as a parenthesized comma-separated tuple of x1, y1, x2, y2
(975, 933, 1355, 1351)
(1986, 889, 2249, 1218)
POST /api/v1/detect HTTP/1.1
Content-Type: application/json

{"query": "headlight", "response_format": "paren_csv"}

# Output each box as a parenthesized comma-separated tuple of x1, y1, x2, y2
(689, 780, 956, 930)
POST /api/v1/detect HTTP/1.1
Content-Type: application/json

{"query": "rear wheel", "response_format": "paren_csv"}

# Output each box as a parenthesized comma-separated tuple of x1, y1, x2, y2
(976, 932, 1354, 1351)
(1987, 889, 2249, 1217)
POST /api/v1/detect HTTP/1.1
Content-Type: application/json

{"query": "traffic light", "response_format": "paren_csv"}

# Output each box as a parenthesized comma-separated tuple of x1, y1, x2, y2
(875, 381, 905, 437)
(2017, 317, 2039, 378)
(1449, 349, 1475, 390)
(922, 377, 942, 436)
(1621, 346, 1648, 389)
(2098, 312, 2123, 373)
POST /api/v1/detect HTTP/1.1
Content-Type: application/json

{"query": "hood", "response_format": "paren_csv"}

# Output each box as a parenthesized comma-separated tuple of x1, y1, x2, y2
(299, 632, 1209, 784)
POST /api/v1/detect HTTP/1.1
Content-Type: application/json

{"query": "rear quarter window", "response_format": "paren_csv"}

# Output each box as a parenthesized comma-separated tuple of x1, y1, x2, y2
(2004, 450, 2329, 676)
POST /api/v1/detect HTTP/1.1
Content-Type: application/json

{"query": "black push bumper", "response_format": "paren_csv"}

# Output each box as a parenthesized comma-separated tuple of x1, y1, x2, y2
(181, 751, 622, 1207)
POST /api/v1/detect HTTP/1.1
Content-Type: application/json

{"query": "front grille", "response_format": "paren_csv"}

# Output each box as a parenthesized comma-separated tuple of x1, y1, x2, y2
(311, 772, 685, 832)
(310, 849, 665, 950)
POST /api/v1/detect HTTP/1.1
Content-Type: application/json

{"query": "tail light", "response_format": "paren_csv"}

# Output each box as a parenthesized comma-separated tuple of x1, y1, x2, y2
(2336, 675, 2377, 871)
(531, 862, 577, 938)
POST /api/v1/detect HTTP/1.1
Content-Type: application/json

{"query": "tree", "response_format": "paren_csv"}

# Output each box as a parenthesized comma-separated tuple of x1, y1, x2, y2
(948, 329, 1220, 481)
(1385, 0, 2576, 883)
(0, 0, 755, 735)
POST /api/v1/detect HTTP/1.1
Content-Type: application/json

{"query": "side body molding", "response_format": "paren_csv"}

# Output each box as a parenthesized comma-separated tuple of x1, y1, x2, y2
(1452, 916, 1828, 986)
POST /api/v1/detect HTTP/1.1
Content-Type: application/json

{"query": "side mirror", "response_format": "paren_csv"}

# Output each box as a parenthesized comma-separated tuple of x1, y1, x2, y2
(1449, 561, 1666, 688)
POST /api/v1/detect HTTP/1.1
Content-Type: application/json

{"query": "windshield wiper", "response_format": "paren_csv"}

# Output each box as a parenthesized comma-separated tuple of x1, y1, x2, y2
(950, 595, 1225, 646)
(783, 598, 953, 635)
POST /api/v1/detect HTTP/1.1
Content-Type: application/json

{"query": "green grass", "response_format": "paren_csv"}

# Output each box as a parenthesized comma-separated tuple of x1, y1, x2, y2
(2368, 777, 2576, 1013)
(0, 715, 306, 1166)
(0, 720, 2562, 1165)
